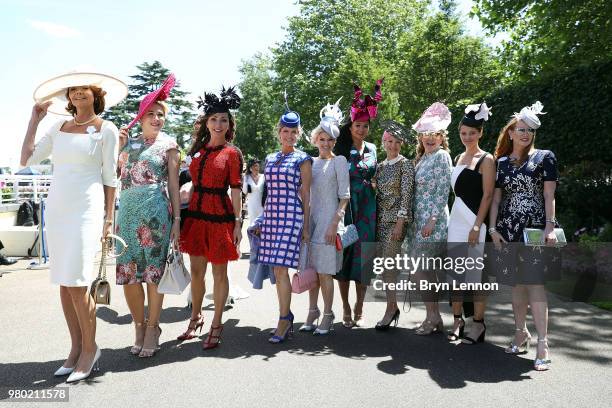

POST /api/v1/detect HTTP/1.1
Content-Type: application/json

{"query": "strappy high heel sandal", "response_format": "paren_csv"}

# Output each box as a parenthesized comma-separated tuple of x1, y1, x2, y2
(313, 312, 335, 335)
(177, 315, 204, 341)
(139, 324, 162, 358)
(269, 311, 294, 344)
(299, 307, 321, 332)
(202, 325, 224, 350)
(461, 318, 486, 344)
(447, 314, 465, 341)
(415, 317, 444, 335)
(534, 338, 551, 371)
(130, 320, 147, 355)
(505, 327, 531, 354)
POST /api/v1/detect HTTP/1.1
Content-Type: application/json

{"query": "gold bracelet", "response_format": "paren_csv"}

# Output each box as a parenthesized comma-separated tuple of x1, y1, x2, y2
(104, 219, 113, 224)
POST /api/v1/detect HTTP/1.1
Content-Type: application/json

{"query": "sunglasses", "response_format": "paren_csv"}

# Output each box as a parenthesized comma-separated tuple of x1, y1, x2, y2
(513, 127, 536, 135)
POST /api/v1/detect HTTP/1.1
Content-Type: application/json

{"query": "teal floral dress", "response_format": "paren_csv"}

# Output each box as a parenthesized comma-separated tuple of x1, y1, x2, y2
(336, 141, 377, 282)
(115, 133, 179, 285)
(405, 147, 452, 257)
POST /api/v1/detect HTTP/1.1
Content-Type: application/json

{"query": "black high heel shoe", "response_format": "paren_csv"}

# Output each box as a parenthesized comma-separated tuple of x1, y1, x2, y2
(461, 318, 486, 344)
(375, 309, 400, 331)
(447, 314, 465, 341)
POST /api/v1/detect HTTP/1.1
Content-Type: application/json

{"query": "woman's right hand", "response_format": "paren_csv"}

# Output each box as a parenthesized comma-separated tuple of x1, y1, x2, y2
(31, 101, 51, 124)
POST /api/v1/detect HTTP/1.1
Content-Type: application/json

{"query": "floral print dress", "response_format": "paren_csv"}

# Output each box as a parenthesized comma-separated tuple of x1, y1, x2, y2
(405, 147, 452, 257)
(116, 133, 178, 285)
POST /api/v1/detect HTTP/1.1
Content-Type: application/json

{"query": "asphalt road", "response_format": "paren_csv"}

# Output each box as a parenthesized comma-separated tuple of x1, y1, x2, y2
(1, 226, 611, 408)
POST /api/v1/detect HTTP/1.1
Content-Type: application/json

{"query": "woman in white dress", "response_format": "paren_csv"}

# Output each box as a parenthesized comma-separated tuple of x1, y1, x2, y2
(20, 72, 126, 382)
(242, 159, 265, 225)
(446, 103, 495, 344)
(299, 100, 349, 335)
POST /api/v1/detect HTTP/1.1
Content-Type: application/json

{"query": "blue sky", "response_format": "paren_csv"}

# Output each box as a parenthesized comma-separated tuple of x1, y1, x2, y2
(0, 0, 498, 169)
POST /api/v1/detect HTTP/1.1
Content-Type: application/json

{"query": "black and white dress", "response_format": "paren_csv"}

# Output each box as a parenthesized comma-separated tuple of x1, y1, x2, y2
(447, 154, 489, 284)
(492, 149, 561, 285)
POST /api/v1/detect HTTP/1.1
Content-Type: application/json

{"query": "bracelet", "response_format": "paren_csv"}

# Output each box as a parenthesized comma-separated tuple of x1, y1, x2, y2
(488, 227, 498, 235)
(235, 217, 242, 222)
(174, 216, 181, 221)
(546, 218, 556, 224)
(104, 219, 113, 224)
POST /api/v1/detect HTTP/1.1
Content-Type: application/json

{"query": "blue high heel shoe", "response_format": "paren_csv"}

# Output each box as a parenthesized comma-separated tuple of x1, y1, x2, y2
(269, 311, 294, 344)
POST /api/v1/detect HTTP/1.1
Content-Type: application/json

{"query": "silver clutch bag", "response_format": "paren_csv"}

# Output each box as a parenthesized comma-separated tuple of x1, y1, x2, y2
(338, 224, 359, 249)
(523, 228, 567, 247)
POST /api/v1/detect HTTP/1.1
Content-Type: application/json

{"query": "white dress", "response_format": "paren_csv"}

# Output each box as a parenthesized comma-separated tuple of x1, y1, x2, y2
(242, 173, 265, 225)
(27, 120, 119, 286)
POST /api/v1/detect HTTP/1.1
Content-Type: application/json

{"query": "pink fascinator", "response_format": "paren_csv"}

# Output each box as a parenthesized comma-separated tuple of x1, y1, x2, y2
(350, 78, 383, 122)
(412, 102, 452, 133)
(127, 73, 176, 129)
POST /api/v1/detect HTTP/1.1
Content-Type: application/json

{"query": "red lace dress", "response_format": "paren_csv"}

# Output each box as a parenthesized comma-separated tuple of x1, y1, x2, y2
(180, 143, 244, 263)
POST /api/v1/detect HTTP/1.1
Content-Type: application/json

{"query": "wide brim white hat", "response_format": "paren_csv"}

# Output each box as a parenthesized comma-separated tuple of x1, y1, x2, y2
(33, 72, 128, 116)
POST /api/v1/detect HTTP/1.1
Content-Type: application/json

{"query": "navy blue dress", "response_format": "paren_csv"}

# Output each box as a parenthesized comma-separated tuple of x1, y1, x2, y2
(493, 149, 561, 285)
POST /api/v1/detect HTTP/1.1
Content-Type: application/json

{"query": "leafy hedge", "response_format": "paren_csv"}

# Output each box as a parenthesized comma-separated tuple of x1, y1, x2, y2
(447, 60, 612, 237)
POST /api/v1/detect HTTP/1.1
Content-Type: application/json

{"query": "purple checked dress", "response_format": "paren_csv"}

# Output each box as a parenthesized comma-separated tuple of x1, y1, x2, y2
(258, 150, 312, 268)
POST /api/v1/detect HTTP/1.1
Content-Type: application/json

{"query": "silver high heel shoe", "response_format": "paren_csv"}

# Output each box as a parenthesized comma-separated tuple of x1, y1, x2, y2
(299, 307, 321, 332)
(54, 365, 74, 377)
(534, 338, 551, 371)
(313, 312, 335, 335)
(66, 347, 101, 383)
(505, 328, 532, 354)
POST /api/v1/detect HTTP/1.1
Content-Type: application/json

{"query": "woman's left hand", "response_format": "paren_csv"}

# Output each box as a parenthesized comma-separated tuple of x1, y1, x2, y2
(324, 223, 338, 245)
(467, 229, 480, 245)
(101, 221, 112, 242)
(544, 224, 557, 246)
(391, 221, 405, 242)
(233, 223, 242, 247)
(421, 220, 435, 239)
(170, 221, 181, 247)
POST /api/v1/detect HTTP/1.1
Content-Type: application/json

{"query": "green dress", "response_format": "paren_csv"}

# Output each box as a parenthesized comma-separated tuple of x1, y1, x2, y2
(115, 133, 179, 285)
(336, 142, 377, 283)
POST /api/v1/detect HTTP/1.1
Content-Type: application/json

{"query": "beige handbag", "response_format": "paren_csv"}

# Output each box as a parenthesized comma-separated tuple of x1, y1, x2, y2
(90, 234, 127, 305)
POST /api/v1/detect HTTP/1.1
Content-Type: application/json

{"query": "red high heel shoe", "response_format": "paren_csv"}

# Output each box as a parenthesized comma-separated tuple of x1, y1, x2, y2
(177, 315, 204, 341)
(202, 325, 223, 350)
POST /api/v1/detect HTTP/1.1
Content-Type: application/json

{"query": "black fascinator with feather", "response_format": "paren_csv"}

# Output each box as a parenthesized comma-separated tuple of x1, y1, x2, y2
(197, 86, 241, 114)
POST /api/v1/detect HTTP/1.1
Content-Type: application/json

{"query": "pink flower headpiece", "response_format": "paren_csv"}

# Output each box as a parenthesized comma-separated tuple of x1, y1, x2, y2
(127, 73, 176, 129)
(412, 102, 452, 133)
(350, 78, 383, 122)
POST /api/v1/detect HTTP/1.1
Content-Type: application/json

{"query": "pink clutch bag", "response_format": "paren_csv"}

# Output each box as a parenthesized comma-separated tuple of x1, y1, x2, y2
(291, 242, 318, 293)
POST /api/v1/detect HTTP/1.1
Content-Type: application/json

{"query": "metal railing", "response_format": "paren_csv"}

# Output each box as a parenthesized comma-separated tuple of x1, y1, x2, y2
(0, 175, 52, 205)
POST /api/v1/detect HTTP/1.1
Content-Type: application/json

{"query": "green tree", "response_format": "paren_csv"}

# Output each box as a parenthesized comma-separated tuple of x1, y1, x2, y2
(272, 0, 428, 137)
(235, 53, 280, 161)
(396, 0, 502, 123)
(472, 0, 612, 79)
(104, 60, 196, 148)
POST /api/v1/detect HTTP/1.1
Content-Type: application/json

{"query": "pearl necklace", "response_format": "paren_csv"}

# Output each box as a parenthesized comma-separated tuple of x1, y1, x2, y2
(73, 114, 98, 126)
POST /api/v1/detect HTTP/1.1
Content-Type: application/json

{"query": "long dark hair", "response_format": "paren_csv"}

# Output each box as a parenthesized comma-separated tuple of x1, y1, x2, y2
(188, 111, 236, 157)
(333, 118, 371, 159)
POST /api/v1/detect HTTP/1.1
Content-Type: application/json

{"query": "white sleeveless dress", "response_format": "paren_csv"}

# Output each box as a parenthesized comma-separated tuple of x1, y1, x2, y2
(27, 120, 119, 286)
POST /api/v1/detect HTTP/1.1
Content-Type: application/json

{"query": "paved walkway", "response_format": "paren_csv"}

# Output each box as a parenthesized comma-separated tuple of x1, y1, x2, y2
(1, 228, 611, 407)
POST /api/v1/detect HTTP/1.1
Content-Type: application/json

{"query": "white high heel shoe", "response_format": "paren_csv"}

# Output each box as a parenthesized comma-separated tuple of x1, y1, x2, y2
(313, 312, 335, 335)
(54, 366, 74, 376)
(66, 347, 101, 383)
(299, 308, 321, 332)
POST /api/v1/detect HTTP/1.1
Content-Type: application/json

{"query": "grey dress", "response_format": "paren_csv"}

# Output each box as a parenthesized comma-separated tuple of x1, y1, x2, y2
(308, 156, 351, 275)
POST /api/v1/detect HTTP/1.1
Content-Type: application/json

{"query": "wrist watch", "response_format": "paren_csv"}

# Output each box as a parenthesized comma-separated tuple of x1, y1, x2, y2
(472, 225, 480, 232)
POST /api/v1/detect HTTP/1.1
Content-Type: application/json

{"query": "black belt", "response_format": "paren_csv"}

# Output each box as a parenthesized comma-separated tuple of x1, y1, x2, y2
(183, 210, 234, 223)
(193, 186, 227, 194)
